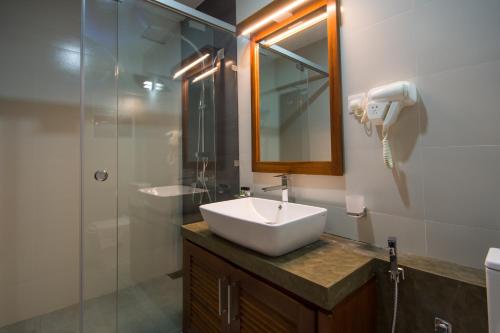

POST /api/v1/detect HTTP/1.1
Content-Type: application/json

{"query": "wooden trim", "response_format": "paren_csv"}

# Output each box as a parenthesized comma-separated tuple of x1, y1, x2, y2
(253, 1, 327, 42)
(250, 38, 260, 174)
(253, 161, 337, 175)
(237, 0, 300, 35)
(249, 0, 344, 175)
(327, 0, 344, 175)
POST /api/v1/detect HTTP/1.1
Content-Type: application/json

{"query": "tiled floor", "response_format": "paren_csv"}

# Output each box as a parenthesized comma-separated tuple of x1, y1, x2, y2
(0, 275, 182, 333)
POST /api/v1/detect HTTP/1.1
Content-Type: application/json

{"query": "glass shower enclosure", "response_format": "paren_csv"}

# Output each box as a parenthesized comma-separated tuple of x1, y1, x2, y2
(0, 0, 236, 332)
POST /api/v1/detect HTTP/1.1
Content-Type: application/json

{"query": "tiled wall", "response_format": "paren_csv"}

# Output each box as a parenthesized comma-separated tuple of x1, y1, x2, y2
(236, 0, 500, 269)
(0, 0, 81, 327)
(373, 262, 488, 332)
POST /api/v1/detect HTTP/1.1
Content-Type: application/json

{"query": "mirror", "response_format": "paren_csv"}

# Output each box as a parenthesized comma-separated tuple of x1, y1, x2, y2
(247, 0, 343, 175)
(259, 19, 330, 162)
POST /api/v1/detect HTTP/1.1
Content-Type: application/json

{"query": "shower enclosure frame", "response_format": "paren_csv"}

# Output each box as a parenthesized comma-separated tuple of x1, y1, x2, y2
(147, 0, 235, 33)
(80, 1, 236, 332)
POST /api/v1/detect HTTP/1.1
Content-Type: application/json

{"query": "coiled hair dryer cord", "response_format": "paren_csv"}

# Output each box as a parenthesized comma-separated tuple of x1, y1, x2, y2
(382, 128, 394, 169)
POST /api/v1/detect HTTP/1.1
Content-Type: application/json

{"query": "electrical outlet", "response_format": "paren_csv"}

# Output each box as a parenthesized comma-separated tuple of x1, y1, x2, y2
(366, 101, 389, 124)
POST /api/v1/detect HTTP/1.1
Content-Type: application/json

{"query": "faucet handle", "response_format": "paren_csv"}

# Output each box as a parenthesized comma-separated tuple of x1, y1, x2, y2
(274, 173, 289, 178)
(388, 236, 397, 250)
(274, 174, 289, 187)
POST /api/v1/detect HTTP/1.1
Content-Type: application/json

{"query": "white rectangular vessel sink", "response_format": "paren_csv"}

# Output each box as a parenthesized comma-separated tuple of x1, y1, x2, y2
(200, 197, 327, 256)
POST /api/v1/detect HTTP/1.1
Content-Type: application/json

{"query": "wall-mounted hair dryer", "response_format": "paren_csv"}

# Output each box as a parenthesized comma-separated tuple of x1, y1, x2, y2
(366, 81, 417, 130)
(349, 81, 417, 168)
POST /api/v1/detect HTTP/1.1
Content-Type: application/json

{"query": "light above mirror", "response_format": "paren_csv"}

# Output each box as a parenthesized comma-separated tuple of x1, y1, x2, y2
(261, 11, 327, 46)
(240, 0, 307, 36)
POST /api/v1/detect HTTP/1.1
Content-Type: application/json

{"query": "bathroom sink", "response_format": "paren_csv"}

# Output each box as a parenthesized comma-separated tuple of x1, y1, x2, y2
(200, 197, 327, 256)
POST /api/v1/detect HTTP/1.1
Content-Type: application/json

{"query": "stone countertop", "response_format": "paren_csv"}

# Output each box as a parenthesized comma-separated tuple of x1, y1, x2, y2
(181, 222, 485, 310)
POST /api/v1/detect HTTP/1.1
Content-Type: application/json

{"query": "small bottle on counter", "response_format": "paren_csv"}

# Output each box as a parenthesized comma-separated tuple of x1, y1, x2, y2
(239, 186, 252, 198)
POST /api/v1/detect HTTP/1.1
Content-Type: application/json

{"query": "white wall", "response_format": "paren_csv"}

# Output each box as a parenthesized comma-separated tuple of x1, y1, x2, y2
(237, 0, 500, 269)
(0, 0, 81, 327)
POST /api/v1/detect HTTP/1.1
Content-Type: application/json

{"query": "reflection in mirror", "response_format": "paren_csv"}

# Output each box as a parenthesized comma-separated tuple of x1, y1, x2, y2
(258, 18, 330, 162)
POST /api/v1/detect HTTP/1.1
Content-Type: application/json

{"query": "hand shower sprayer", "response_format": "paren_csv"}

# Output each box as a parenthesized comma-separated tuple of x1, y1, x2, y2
(388, 237, 404, 333)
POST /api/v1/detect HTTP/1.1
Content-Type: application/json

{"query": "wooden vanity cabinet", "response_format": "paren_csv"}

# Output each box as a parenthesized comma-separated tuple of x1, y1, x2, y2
(183, 240, 376, 333)
(183, 240, 230, 332)
(317, 279, 376, 333)
(229, 266, 315, 332)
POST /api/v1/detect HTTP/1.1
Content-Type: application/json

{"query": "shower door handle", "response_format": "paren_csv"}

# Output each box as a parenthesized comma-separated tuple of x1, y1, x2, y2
(94, 170, 109, 182)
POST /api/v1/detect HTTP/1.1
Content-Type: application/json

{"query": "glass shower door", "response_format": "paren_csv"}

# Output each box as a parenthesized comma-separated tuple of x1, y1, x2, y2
(83, 0, 236, 332)
(81, 0, 119, 331)
(116, 1, 225, 331)
(115, 2, 189, 331)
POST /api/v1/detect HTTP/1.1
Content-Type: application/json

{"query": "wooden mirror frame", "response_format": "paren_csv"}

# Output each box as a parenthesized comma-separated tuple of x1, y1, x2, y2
(245, 0, 343, 175)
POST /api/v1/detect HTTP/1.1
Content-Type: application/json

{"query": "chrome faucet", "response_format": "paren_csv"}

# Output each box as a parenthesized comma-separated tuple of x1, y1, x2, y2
(262, 174, 289, 202)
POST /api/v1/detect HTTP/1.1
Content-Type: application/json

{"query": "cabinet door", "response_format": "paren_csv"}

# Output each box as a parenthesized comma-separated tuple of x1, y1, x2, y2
(184, 241, 230, 333)
(229, 267, 315, 333)
(318, 278, 376, 333)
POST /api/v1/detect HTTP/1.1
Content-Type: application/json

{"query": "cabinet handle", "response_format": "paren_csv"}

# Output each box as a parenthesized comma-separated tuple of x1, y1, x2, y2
(218, 278, 222, 316)
(227, 284, 231, 325)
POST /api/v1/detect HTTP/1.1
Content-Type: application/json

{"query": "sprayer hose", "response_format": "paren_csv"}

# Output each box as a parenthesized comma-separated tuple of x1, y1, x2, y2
(391, 279, 399, 333)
